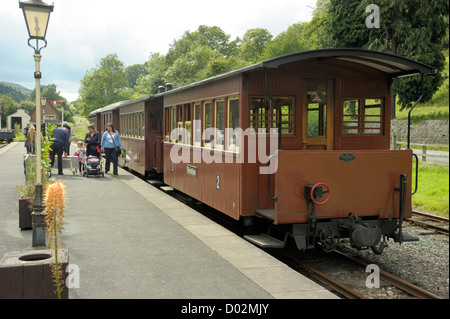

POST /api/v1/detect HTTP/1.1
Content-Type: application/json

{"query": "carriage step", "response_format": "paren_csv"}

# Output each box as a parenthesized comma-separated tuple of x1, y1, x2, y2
(147, 180, 163, 186)
(160, 186, 174, 192)
(255, 209, 275, 221)
(244, 234, 286, 248)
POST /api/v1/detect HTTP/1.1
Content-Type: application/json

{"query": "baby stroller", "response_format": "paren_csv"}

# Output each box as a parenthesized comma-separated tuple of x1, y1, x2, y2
(84, 142, 104, 178)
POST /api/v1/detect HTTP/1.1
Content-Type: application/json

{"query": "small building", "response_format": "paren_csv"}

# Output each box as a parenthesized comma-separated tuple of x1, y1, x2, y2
(6, 108, 31, 130)
(30, 101, 61, 126)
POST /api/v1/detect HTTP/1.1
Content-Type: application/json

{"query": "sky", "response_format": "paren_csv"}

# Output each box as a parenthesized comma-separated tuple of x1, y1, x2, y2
(1, 0, 316, 102)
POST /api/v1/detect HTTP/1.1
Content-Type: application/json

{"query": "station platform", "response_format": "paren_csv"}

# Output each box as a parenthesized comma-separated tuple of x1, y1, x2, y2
(0, 142, 338, 299)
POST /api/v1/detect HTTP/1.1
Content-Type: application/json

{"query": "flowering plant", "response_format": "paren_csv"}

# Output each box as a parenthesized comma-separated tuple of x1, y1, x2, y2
(44, 181, 66, 299)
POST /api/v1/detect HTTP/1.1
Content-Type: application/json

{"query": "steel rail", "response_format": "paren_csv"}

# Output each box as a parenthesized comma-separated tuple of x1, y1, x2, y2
(333, 251, 442, 299)
(406, 211, 449, 236)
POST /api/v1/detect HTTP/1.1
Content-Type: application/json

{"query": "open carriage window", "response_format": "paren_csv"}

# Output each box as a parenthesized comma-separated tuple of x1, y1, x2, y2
(342, 98, 384, 135)
(250, 97, 294, 134)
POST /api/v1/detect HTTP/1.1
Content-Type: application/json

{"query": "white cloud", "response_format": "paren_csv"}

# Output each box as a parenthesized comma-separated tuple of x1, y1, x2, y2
(2, 0, 315, 102)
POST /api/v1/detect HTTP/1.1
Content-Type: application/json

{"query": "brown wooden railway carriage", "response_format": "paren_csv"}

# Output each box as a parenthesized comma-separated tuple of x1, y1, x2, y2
(90, 97, 164, 177)
(161, 48, 435, 253)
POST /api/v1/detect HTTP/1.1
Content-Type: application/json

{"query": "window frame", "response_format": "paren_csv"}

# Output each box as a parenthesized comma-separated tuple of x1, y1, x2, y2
(214, 99, 225, 149)
(342, 98, 384, 135)
(249, 96, 295, 135)
(227, 96, 240, 152)
(203, 100, 212, 147)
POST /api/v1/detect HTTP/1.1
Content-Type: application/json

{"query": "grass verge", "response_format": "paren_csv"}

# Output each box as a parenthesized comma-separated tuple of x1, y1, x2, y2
(412, 162, 449, 217)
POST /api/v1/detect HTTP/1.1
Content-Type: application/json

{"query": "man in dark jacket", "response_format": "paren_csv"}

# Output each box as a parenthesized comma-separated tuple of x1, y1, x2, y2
(50, 124, 71, 175)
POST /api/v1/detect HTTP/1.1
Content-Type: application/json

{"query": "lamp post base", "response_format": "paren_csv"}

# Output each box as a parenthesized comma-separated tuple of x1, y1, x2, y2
(32, 183, 46, 247)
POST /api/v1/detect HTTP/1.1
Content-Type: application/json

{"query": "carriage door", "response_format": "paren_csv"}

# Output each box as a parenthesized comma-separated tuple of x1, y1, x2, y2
(302, 79, 334, 150)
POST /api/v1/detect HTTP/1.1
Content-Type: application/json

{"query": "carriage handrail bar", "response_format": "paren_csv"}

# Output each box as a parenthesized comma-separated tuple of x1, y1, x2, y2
(267, 152, 278, 201)
(412, 154, 419, 195)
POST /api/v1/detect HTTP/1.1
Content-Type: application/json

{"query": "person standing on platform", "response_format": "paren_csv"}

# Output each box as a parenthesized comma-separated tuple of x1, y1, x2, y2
(101, 123, 123, 176)
(24, 123, 30, 153)
(50, 124, 71, 175)
(27, 124, 36, 155)
(84, 123, 101, 145)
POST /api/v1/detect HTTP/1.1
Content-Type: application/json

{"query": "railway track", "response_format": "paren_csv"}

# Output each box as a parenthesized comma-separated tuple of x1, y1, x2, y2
(406, 210, 449, 236)
(272, 248, 442, 299)
(142, 176, 445, 299)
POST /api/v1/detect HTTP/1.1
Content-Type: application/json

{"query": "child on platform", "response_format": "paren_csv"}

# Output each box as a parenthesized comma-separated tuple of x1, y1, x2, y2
(74, 141, 87, 175)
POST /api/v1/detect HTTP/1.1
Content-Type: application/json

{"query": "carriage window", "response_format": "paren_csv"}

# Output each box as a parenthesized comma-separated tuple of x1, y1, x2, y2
(170, 106, 177, 142)
(250, 98, 270, 133)
(342, 98, 383, 135)
(164, 108, 170, 141)
(250, 97, 294, 134)
(184, 104, 192, 145)
(176, 105, 184, 143)
(203, 101, 212, 146)
(215, 100, 224, 148)
(140, 112, 144, 138)
(134, 113, 138, 137)
(193, 103, 201, 146)
(273, 98, 294, 134)
(227, 97, 240, 151)
(307, 84, 327, 137)
(124, 114, 127, 136)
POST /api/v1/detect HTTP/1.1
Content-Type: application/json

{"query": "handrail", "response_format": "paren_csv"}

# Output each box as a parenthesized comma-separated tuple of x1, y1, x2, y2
(412, 154, 419, 195)
(267, 153, 278, 201)
(397, 174, 407, 243)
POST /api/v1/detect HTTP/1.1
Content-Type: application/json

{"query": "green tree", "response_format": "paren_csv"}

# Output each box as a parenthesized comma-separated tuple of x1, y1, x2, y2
(166, 25, 236, 66)
(19, 100, 35, 114)
(78, 54, 132, 116)
(303, 0, 334, 49)
(357, 0, 448, 109)
(205, 56, 248, 78)
(325, 0, 448, 110)
(125, 64, 148, 89)
(238, 28, 273, 63)
(134, 53, 167, 96)
(327, 0, 369, 48)
(0, 95, 18, 128)
(262, 22, 313, 60)
(164, 46, 219, 88)
(31, 84, 65, 103)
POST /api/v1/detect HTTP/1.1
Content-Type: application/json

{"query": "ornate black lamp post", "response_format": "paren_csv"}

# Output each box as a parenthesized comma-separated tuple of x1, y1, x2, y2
(19, 0, 54, 247)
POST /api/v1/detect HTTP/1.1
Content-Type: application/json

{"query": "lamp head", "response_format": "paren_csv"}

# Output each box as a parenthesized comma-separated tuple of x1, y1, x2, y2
(19, 0, 54, 40)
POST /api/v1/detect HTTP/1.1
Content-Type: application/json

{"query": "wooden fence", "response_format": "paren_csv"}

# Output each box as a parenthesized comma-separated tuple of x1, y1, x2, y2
(392, 136, 449, 163)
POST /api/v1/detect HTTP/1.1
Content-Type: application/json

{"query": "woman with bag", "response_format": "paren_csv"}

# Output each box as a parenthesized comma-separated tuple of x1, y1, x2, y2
(101, 123, 123, 176)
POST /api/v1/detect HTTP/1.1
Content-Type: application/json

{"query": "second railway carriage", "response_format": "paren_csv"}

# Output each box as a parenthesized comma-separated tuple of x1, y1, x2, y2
(90, 96, 164, 177)
(160, 49, 435, 253)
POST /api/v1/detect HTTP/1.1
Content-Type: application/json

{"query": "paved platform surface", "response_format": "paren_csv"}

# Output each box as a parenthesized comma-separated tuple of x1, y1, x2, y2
(0, 142, 338, 299)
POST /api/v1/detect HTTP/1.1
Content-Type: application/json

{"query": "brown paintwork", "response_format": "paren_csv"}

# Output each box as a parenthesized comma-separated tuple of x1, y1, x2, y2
(274, 150, 413, 225)
(158, 53, 417, 224)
